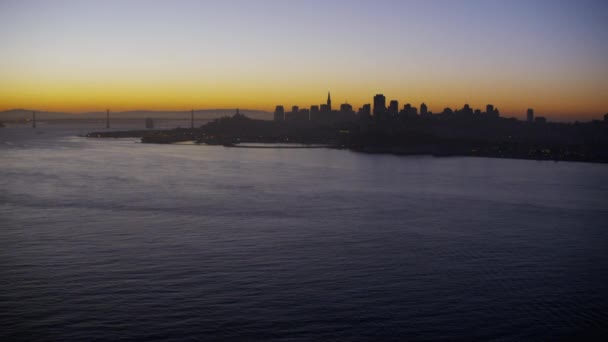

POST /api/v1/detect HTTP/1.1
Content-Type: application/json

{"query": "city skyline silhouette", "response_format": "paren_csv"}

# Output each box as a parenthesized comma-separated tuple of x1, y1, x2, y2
(1, 0, 607, 120)
(2, 2, 608, 341)
(2, 89, 606, 124)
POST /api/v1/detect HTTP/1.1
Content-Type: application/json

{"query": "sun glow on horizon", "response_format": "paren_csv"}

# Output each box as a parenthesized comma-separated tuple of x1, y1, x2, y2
(1, 0, 607, 121)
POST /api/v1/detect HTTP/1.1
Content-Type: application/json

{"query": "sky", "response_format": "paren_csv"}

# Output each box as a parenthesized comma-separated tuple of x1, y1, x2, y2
(0, 0, 607, 120)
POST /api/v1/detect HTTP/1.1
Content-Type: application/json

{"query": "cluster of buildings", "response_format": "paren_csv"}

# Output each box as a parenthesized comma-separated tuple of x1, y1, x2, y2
(274, 92, 543, 123)
(273, 92, 356, 123)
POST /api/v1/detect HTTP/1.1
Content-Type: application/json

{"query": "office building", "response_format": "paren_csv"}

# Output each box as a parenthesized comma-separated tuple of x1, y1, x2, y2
(340, 103, 353, 113)
(274, 105, 284, 121)
(420, 103, 428, 116)
(373, 94, 386, 117)
(527, 108, 534, 123)
(388, 100, 399, 117)
(359, 104, 371, 117)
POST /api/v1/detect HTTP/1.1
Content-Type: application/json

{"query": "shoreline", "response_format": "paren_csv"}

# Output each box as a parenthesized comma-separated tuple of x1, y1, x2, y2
(84, 114, 608, 164)
(85, 134, 608, 164)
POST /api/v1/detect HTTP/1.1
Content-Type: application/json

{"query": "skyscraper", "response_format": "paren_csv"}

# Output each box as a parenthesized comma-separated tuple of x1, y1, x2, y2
(403, 103, 412, 117)
(420, 103, 428, 116)
(285, 105, 299, 121)
(340, 103, 353, 113)
(358, 104, 371, 117)
(310, 105, 320, 122)
(388, 100, 399, 117)
(274, 105, 284, 121)
(373, 94, 386, 117)
(486, 104, 494, 115)
(327, 92, 332, 112)
(527, 108, 534, 123)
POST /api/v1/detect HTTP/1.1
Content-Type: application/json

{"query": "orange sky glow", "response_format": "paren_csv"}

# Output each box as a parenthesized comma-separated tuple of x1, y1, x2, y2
(1, 0, 607, 121)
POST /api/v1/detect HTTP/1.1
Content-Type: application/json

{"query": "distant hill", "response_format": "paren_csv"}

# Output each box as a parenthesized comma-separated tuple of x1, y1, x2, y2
(0, 109, 272, 121)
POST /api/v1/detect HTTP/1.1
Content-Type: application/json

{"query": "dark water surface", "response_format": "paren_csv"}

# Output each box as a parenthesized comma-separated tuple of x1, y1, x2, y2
(1, 125, 607, 341)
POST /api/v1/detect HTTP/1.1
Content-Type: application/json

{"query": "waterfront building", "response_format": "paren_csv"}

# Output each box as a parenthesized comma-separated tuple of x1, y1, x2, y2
(274, 105, 284, 121)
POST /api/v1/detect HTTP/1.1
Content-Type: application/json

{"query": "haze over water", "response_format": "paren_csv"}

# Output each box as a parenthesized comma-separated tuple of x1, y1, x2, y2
(1, 125, 607, 340)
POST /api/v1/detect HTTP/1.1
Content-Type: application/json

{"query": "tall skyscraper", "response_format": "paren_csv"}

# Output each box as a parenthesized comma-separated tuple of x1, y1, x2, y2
(274, 105, 284, 121)
(486, 104, 494, 115)
(388, 100, 399, 117)
(527, 108, 534, 123)
(327, 92, 332, 112)
(420, 103, 428, 116)
(373, 94, 386, 117)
